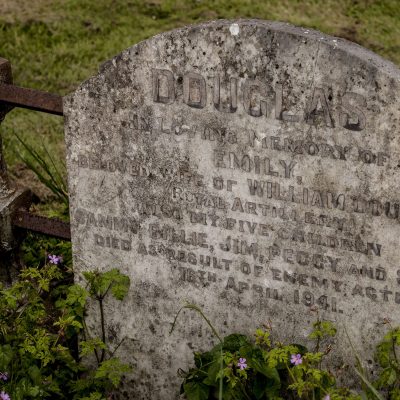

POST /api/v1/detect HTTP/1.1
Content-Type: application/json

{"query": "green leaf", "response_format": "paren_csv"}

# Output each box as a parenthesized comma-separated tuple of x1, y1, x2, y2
(54, 315, 83, 331)
(80, 338, 107, 358)
(28, 365, 42, 385)
(387, 368, 397, 386)
(266, 345, 299, 369)
(377, 367, 397, 388)
(27, 386, 41, 396)
(2, 290, 18, 309)
(0, 344, 13, 369)
(255, 328, 271, 348)
(203, 358, 222, 385)
(79, 393, 106, 400)
(309, 320, 337, 340)
(14, 133, 69, 205)
(251, 357, 280, 382)
(194, 350, 214, 369)
(222, 334, 249, 352)
(83, 269, 130, 300)
(95, 358, 131, 387)
(108, 272, 130, 300)
(183, 381, 210, 400)
(58, 284, 89, 309)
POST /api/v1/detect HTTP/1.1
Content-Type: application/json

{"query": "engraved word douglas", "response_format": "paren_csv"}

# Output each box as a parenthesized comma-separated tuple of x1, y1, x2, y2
(152, 68, 367, 131)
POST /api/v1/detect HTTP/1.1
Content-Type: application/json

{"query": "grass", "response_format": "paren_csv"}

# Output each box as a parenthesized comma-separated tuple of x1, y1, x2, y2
(0, 0, 399, 203)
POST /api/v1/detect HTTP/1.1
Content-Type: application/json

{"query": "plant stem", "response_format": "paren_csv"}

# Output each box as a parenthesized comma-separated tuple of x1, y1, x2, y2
(219, 348, 223, 400)
(82, 318, 100, 364)
(238, 382, 252, 400)
(287, 365, 297, 390)
(110, 337, 125, 357)
(99, 296, 106, 362)
(392, 333, 399, 364)
(170, 303, 222, 343)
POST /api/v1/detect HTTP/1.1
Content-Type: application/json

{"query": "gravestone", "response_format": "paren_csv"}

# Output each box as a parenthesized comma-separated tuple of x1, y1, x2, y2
(64, 20, 400, 398)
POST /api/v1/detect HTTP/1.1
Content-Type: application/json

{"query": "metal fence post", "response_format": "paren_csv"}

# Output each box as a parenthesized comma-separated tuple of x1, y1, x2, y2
(0, 57, 69, 247)
(0, 58, 31, 263)
(0, 58, 15, 198)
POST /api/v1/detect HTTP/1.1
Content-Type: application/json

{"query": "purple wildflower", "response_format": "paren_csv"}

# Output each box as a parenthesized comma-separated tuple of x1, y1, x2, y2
(48, 254, 63, 265)
(290, 354, 303, 366)
(323, 396, 331, 400)
(0, 391, 10, 400)
(237, 357, 247, 370)
(0, 372, 7, 381)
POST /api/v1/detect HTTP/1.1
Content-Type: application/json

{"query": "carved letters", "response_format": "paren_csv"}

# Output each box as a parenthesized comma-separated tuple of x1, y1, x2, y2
(152, 68, 367, 131)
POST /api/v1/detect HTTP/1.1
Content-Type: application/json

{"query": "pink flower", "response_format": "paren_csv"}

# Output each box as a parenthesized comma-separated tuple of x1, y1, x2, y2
(323, 396, 331, 400)
(290, 354, 302, 365)
(0, 372, 7, 381)
(48, 254, 63, 265)
(0, 391, 10, 400)
(237, 357, 247, 370)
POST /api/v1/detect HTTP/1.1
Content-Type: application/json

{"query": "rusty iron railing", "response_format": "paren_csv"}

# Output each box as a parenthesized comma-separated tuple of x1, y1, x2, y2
(0, 82, 63, 116)
(0, 57, 71, 245)
(12, 210, 71, 240)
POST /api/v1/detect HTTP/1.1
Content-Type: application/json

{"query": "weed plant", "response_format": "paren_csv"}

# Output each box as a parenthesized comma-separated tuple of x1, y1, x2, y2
(173, 304, 400, 400)
(0, 248, 131, 400)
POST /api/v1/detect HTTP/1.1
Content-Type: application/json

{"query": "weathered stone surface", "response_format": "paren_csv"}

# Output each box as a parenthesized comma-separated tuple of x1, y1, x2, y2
(64, 20, 400, 398)
(0, 187, 31, 251)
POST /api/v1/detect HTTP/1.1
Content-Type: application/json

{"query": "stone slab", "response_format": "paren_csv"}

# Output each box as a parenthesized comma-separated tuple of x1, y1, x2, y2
(0, 187, 31, 252)
(64, 20, 400, 398)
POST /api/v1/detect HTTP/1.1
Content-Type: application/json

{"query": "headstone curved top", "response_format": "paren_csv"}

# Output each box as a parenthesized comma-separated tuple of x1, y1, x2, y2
(64, 19, 400, 398)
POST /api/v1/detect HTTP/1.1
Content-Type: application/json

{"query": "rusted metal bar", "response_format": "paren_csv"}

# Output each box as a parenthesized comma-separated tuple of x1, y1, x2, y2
(0, 58, 15, 198)
(12, 210, 71, 241)
(0, 82, 63, 116)
(0, 58, 66, 245)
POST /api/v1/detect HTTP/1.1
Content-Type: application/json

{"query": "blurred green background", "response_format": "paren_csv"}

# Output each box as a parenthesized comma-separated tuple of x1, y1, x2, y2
(0, 0, 399, 203)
